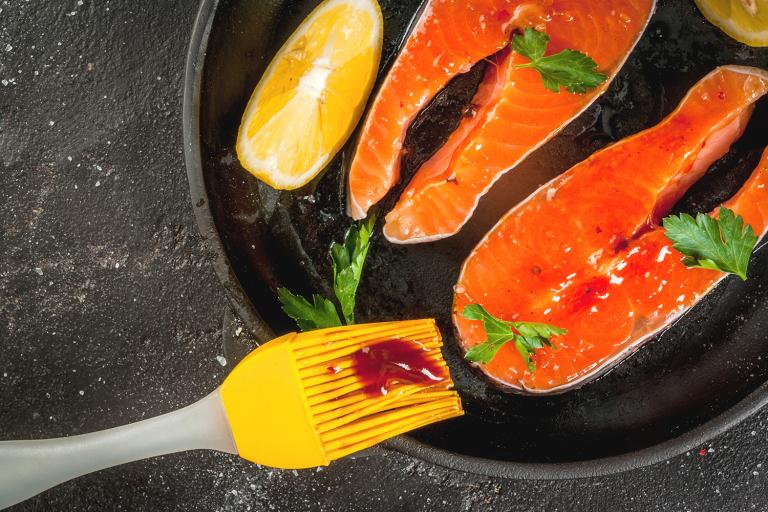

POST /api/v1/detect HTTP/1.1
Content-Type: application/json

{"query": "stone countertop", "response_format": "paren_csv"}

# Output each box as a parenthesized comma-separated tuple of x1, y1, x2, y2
(1, 1, 767, 510)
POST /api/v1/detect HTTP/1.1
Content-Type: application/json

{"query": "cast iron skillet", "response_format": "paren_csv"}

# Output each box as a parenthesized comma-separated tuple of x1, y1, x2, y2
(183, 0, 768, 478)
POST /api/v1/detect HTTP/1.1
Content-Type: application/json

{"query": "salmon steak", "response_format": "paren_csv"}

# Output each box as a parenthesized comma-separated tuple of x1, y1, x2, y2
(346, 0, 656, 243)
(453, 66, 768, 394)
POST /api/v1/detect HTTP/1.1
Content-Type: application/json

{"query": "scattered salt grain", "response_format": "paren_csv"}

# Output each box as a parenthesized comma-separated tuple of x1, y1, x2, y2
(95, 180, 100, 187)
(216, 356, 227, 367)
(34, 268, 43, 276)
(78, 390, 84, 396)
(5, 44, 12, 52)
(48, 120, 55, 126)
(235, 327, 243, 336)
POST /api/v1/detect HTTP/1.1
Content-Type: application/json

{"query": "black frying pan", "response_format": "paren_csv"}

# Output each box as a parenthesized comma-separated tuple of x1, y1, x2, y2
(183, 0, 768, 478)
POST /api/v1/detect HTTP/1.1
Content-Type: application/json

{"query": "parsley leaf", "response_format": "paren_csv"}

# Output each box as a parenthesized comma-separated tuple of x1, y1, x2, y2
(662, 207, 758, 281)
(510, 26, 548, 62)
(277, 288, 343, 331)
(462, 304, 566, 371)
(462, 304, 516, 364)
(278, 217, 376, 331)
(511, 28, 607, 94)
(330, 215, 375, 324)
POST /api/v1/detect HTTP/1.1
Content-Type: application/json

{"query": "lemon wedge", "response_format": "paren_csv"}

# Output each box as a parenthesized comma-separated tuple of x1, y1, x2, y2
(236, 0, 383, 190)
(694, 0, 768, 46)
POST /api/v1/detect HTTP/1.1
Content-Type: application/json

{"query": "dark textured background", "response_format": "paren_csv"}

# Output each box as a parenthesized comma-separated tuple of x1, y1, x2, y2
(1, 1, 767, 510)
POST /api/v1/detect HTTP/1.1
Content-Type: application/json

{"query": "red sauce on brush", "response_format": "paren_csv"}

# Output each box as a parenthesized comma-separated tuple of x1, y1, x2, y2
(352, 339, 447, 397)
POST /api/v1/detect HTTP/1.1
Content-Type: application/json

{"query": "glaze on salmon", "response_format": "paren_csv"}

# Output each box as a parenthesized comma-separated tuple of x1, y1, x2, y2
(346, 0, 656, 244)
(453, 66, 768, 394)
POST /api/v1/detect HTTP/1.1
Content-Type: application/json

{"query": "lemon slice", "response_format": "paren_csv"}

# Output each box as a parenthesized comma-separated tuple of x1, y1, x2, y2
(236, 0, 383, 190)
(695, 0, 768, 46)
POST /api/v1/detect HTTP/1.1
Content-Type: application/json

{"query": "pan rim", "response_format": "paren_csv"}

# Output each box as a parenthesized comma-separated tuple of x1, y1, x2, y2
(182, 0, 768, 479)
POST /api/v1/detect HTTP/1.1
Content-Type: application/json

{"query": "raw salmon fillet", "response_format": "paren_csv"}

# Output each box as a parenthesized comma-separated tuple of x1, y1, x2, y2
(345, 0, 656, 243)
(453, 66, 768, 394)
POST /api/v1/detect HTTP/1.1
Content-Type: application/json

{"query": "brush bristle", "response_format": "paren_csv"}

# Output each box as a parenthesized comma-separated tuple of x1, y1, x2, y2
(291, 319, 463, 461)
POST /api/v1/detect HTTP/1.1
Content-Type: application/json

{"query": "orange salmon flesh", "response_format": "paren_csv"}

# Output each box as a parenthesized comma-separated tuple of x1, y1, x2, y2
(453, 66, 768, 394)
(346, 0, 656, 244)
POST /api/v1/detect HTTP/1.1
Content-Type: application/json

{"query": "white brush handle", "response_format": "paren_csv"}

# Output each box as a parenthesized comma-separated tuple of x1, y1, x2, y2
(0, 389, 237, 510)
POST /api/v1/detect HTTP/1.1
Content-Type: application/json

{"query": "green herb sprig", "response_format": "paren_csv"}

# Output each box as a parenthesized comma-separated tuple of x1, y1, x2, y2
(276, 289, 342, 331)
(278, 216, 375, 331)
(330, 216, 374, 324)
(462, 304, 566, 371)
(663, 207, 758, 281)
(510, 28, 607, 94)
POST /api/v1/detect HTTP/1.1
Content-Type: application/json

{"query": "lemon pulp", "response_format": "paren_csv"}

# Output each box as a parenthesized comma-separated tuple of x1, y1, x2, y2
(237, 0, 383, 189)
(695, 0, 768, 46)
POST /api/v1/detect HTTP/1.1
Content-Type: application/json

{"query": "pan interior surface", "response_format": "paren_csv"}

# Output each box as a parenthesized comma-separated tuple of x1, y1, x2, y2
(191, 0, 768, 468)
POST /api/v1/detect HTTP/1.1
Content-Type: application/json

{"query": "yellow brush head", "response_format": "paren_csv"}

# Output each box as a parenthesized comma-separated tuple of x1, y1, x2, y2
(218, 319, 463, 469)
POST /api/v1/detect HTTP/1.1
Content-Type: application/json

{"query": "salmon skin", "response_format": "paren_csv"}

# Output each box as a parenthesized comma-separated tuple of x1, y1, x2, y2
(346, 0, 656, 243)
(453, 66, 768, 394)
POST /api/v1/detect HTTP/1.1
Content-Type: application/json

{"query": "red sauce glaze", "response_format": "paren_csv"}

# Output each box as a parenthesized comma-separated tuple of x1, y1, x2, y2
(351, 339, 447, 397)
(569, 276, 611, 313)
